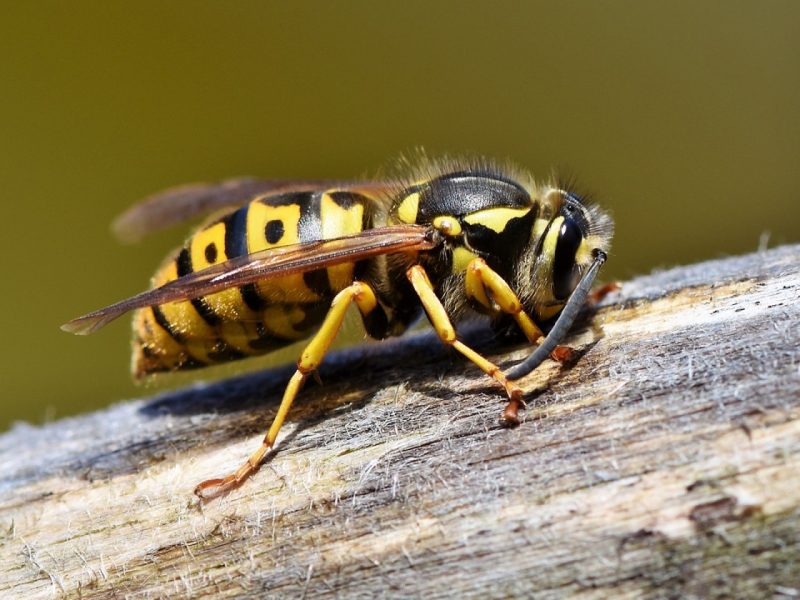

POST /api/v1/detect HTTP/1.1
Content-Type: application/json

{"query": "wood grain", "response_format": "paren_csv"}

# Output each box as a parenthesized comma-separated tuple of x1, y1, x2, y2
(1, 244, 799, 599)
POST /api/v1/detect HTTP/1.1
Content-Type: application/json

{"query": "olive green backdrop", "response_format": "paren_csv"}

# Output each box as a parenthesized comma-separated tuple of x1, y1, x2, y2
(1, 1, 798, 429)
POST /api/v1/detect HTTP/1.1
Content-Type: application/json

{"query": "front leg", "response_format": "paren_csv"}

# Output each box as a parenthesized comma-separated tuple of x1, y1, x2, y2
(406, 265, 525, 425)
(465, 258, 588, 423)
(466, 258, 576, 362)
(465, 258, 543, 344)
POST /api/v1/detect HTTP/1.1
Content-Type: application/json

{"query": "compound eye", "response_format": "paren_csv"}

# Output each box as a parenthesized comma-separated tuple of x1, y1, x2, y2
(552, 217, 583, 300)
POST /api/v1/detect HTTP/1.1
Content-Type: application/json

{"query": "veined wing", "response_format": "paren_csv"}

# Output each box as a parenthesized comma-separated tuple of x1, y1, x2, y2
(63, 225, 436, 335)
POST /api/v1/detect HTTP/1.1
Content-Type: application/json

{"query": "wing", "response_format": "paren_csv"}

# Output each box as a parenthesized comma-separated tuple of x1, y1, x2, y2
(62, 224, 437, 335)
(112, 177, 387, 243)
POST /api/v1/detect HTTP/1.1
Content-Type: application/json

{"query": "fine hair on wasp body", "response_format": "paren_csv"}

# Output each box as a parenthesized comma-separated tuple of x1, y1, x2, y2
(62, 155, 614, 499)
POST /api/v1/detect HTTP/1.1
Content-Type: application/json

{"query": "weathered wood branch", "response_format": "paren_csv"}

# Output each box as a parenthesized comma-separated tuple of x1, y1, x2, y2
(1, 245, 799, 599)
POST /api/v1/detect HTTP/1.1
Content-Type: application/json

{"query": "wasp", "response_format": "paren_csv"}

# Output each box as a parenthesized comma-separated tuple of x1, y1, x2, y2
(62, 156, 614, 499)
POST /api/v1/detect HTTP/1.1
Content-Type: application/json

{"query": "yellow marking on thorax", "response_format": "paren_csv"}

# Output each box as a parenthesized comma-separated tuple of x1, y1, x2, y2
(321, 193, 364, 291)
(396, 192, 420, 224)
(463, 207, 531, 233)
(452, 246, 479, 272)
(432, 215, 462, 237)
(247, 200, 319, 302)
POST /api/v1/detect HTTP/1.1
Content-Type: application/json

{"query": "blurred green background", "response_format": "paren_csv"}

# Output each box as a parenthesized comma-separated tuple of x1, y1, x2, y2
(1, 1, 798, 429)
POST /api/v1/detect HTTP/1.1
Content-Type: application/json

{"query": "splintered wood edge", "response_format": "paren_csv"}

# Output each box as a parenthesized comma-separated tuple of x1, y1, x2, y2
(0, 244, 798, 598)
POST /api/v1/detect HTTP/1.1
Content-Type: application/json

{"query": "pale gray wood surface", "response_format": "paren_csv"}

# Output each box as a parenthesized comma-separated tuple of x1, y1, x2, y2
(1, 245, 799, 599)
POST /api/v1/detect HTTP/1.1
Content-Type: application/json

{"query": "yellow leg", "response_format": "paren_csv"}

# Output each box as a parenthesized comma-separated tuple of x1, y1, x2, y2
(465, 258, 583, 421)
(467, 257, 576, 356)
(465, 258, 544, 344)
(407, 265, 525, 424)
(195, 281, 380, 500)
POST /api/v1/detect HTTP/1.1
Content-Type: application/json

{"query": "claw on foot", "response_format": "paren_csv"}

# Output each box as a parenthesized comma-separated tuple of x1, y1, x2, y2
(549, 345, 576, 363)
(194, 478, 235, 500)
(194, 446, 269, 500)
(500, 394, 527, 427)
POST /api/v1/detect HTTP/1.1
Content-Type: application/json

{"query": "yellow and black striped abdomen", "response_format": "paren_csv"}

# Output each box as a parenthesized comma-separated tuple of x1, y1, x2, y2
(132, 190, 375, 377)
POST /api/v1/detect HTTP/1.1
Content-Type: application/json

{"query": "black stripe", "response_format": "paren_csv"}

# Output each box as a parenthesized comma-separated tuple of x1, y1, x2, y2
(361, 302, 390, 340)
(462, 205, 537, 277)
(207, 342, 247, 363)
(191, 297, 221, 326)
(327, 191, 359, 209)
(224, 205, 249, 259)
(140, 356, 208, 374)
(177, 356, 208, 371)
(256, 192, 309, 207)
(176, 247, 192, 277)
(241, 283, 266, 311)
(151, 306, 184, 343)
(303, 269, 332, 298)
(137, 339, 158, 359)
(292, 302, 329, 332)
(297, 192, 333, 297)
(176, 247, 221, 326)
(224, 205, 267, 311)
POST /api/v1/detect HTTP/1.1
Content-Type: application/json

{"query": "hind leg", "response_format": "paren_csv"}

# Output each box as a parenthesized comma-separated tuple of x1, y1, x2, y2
(195, 280, 382, 500)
